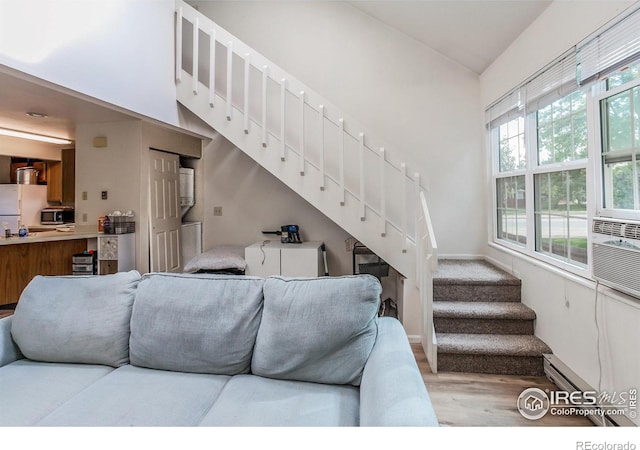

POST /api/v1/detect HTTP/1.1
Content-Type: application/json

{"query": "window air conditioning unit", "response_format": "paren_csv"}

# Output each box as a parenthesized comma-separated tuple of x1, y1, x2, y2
(591, 218, 640, 299)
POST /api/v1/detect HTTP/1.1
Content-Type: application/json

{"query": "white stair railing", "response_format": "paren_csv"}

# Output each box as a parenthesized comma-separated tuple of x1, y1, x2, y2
(416, 190, 438, 372)
(174, 0, 436, 320)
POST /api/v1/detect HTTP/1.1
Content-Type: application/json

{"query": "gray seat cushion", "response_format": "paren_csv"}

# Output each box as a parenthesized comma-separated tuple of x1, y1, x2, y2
(11, 271, 141, 367)
(37, 365, 231, 426)
(198, 374, 360, 426)
(252, 275, 381, 386)
(129, 273, 264, 375)
(0, 360, 113, 426)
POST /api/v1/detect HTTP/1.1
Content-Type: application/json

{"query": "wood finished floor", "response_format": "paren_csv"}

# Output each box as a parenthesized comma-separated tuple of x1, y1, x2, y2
(411, 343, 593, 426)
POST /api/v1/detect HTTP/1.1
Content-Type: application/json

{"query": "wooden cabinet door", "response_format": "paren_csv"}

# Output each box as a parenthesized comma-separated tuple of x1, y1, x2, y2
(47, 161, 62, 203)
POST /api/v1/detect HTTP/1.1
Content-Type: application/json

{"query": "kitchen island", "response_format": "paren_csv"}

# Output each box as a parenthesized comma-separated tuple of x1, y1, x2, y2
(0, 228, 99, 306)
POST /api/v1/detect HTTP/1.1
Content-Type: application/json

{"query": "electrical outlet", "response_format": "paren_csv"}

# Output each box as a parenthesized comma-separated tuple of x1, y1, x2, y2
(82, 213, 88, 222)
(101, 191, 108, 200)
(213, 206, 222, 216)
(82, 191, 88, 201)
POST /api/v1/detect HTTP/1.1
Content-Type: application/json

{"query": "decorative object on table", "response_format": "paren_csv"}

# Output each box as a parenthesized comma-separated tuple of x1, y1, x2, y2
(103, 210, 135, 234)
(262, 224, 302, 244)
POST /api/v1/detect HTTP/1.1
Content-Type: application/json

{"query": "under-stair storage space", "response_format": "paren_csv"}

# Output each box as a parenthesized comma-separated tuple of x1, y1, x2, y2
(433, 259, 551, 376)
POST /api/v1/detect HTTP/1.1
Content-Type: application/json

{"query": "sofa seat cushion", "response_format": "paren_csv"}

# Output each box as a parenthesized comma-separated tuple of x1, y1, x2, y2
(129, 273, 264, 375)
(11, 271, 141, 367)
(252, 276, 381, 386)
(0, 360, 113, 426)
(198, 374, 360, 426)
(37, 365, 231, 426)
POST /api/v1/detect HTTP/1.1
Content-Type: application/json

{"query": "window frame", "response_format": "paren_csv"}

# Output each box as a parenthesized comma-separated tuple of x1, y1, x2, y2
(593, 76, 640, 222)
(490, 91, 593, 277)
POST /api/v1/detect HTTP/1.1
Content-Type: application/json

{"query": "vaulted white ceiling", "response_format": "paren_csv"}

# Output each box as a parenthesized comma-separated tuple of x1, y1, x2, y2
(348, 1, 552, 74)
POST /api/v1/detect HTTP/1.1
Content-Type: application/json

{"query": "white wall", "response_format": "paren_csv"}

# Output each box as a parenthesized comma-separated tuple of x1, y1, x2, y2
(0, 0, 181, 128)
(75, 120, 143, 264)
(481, 1, 640, 426)
(201, 134, 354, 276)
(190, 0, 485, 257)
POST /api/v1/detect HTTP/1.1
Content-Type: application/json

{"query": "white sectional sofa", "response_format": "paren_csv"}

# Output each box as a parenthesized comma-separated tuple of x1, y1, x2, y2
(0, 271, 438, 427)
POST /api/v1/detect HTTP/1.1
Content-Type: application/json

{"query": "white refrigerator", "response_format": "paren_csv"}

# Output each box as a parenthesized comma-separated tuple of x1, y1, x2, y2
(0, 184, 49, 233)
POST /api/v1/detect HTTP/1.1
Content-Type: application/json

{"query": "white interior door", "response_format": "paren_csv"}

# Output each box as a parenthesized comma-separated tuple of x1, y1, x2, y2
(149, 149, 182, 272)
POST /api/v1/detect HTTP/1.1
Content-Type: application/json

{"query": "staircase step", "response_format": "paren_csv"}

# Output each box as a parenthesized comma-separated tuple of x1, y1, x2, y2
(433, 301, 536, 335)
(434, 259, 521, 302)
(436, 333, 552, 376)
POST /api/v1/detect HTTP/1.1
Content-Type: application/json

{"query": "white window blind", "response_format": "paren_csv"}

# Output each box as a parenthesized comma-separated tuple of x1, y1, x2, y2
(486, 50, 578, 127)
(524, 50, 578, 112)
(485, 88, 523, 129)
(577, 5, 640, 85)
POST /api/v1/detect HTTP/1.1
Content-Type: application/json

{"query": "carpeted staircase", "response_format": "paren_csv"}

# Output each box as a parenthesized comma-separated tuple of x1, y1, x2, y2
(433, 259, 551, 376)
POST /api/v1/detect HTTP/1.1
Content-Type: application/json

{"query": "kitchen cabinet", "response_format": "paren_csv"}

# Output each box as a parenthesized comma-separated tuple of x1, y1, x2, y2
(0, 238, 88, 305)
(47, 148, 75, 204)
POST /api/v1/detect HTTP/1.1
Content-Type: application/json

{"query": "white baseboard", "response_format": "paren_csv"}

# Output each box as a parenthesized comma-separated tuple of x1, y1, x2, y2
(407, 334, 421, 344)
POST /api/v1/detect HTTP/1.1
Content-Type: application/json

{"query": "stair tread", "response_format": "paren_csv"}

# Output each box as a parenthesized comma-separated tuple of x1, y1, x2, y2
(433, 301, 536, 320)
(436, 333, 552, 356)
(433, 259, 520, 286)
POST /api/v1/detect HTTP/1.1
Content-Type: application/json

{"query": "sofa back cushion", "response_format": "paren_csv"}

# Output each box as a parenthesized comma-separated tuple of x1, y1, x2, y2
(11, 271, 141, 368)
(251, 275, 381, 386)
(129, 273, 264, 375)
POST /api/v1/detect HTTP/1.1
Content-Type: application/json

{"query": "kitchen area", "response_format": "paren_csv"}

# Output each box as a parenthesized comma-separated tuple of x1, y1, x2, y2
(0, 150, 99, 309)
(0, 69, 203, 312)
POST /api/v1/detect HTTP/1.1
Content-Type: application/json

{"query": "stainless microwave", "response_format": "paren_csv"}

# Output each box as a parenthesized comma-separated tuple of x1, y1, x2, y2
(41, 208, 75, 225)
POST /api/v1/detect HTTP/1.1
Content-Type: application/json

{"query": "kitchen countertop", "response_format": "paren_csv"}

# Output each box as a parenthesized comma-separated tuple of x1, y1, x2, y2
(0, 226, 100, 246)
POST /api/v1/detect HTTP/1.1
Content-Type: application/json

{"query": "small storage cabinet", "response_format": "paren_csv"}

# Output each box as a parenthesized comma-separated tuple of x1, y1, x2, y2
(72, 252, 96, 275)
(97, 234, 135, 275)
(245, 240, 324, 277)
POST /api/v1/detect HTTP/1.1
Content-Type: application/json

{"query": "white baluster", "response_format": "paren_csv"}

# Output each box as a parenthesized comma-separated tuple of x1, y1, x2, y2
(226, 41, 233, 120)
(401, 162, 408, 253)
(280, 78, 286, 161)
(359, 132, 365, 221)
(339, 118, 345, 206)
(243, 53, 250, 134)
(319, 105, 325, 191)
(176, 7, 182, 83)
(192, 17, 199, 94)
(261, 65, 268, 148)
(208, 29, 216, 107)
(414, 172, 421, 279)
(379, 148, 386, 236)
(299, 91, 305, 175)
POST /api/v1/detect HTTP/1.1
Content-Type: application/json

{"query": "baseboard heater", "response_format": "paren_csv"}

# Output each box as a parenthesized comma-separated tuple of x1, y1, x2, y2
(543, 354, 636, 427)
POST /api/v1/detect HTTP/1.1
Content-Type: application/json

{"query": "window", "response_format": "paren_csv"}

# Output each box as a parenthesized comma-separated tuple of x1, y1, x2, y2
(497, 175, 526, 245)
(498, 116, 526, 172)
(534, 169, 588, 266)
(487, 5, 640, 274)
(606, 61, 640, 90)
(490, 88, 588, 268)
(537, 91, 587, 165)
(599, 81, 640, 213)
(534, 90, 589, 267)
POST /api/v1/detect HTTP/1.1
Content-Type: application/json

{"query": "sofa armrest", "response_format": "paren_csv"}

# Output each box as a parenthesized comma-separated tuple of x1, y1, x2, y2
(0, 316, 23, 367)
(359, 317, 439, 426)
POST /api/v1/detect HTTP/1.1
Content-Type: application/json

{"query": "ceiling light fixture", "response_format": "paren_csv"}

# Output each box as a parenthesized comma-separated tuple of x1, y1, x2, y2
(26, 112, 49, 118)
(0, 127, 72, 145)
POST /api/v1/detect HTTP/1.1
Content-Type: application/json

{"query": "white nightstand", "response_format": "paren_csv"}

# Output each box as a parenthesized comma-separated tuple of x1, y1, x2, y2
(245, 240, 324, 277)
